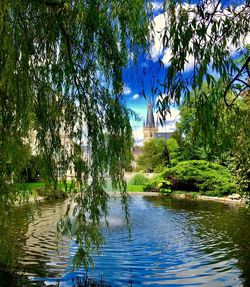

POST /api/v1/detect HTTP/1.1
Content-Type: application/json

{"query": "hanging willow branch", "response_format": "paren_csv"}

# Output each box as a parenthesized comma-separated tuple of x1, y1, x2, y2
(0, 0, 152, 269)
(224, 56, 250, 107)
(150, 0, 250, 112)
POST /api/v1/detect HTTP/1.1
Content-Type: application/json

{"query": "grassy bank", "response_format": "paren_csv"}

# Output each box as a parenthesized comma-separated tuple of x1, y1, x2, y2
(126, 184, 144, 192)
(17, 165, 238, 200)
(16, 181, 76, 201)
(17, 181, 145, 197)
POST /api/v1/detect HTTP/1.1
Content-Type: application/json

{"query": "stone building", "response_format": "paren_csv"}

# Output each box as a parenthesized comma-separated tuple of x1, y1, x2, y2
(143, 97, 158, 141)
(28, 128, 81, 180)
(143, 97, 173, 143)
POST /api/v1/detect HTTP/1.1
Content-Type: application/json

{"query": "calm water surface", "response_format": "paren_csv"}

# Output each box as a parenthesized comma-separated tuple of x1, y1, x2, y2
(0, 195, 250, 286)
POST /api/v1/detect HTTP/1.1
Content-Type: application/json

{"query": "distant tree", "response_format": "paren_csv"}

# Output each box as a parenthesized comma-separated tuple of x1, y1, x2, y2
(136, 139, 166, 172)
(136, 138, 180, 172)
(175, 93, 212, 161)
(166, 137, 182, 166)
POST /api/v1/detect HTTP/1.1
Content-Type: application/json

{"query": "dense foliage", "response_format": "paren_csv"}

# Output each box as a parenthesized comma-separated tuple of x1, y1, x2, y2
(0, 0, 152, 269)
(151, 1, 249, 197)
(175, 87, 250, 194)
(136, 138, 180, 172)
(144, 160, 235, 197)
(143, 174, 171, 195)
(1, 0, 249, 271)
(163, 160, 235, 196)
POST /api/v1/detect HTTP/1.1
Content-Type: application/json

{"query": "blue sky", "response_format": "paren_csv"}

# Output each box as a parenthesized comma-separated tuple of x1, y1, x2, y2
(122, 0, 249, 145)
(122, 54, 181, 145)
(120, 1, 181, 145)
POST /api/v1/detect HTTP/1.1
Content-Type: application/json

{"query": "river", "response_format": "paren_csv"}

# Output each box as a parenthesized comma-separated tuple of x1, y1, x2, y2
(0, 195, 250, 286)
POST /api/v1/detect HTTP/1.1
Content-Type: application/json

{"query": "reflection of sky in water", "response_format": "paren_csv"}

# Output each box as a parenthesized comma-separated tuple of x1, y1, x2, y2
(3, 196, 250, 286)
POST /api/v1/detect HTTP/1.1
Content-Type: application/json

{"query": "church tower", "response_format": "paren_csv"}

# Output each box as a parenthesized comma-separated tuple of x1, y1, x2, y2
(143, 97, 158, 142)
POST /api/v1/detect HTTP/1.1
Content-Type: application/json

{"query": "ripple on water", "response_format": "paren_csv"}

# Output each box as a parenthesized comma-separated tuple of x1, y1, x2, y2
(2, 196, 249, 286)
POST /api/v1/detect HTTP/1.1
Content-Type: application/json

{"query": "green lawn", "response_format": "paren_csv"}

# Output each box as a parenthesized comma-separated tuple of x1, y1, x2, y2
(126, 184, 144, 192)
(17, 182, 45, 196)
(17, 181, 145, 198)
(16, 181, 76, 198)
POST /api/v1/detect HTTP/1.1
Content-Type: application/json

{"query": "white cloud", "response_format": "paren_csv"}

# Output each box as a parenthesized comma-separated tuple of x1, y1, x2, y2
(156, 108, 180, 123)
(123, 85, 131, 95)
(161, 49, 172, 67)
(156, 93, 180, 108)
(131, 94, 140, 100)
(157, 109, 180, 132)
(162, 49, 195, 72)
(133, 127, 144, 146)
(150, 12, 167, 62)
(150, 3, 250, 71)
(152, 1, 163, 12)
(150, 7, 197, 68)
(128, 51, 134, 61)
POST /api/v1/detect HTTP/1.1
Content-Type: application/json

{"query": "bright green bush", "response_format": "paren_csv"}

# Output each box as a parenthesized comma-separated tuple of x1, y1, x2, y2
(143, 174, 172, 195)
(163, 160, 235, 196)
(129, 173, 149, 185)
(143, 182, 158, 193)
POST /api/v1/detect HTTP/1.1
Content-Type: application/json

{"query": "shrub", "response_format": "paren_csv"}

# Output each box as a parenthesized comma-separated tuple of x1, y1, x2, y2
(143, 174, 172, 195)
(143, 182, 158, 193)
(163, 160, 235, 196)
(129, 173, 149, 185)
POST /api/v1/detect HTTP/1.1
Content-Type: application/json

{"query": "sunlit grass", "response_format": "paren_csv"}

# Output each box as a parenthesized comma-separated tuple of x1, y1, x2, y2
(17, 180, 145, 196)
(126, 184, 144, 192)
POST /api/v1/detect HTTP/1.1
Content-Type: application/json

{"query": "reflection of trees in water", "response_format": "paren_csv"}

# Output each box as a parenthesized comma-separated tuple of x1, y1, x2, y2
(1, 197, 250, 286)
(23, 200, 69, 278)
(0, 204, 31, 268)
(0, 201, 68, 286)
(144, 196, 250, 286)
(0, 203, 34, 285)
(56, 274, 113, 287)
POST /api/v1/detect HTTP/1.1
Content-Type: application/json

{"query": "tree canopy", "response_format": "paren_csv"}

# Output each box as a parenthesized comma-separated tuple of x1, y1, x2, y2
(0, 0, 152, 268)
(136, 138, 180, 172)
(175, 85, 250, 193)
(152, 0, 250, 195)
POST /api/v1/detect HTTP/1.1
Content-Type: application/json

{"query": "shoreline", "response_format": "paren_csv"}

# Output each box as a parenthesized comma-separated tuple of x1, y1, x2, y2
(126, 191, 246, 206)
(110, 191, 246, 206)
(170, 193, 246, 206)
(22, 191, 246, 207)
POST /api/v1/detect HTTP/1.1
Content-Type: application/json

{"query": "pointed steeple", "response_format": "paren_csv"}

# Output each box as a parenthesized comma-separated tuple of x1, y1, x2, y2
(145, 97, 155, 128)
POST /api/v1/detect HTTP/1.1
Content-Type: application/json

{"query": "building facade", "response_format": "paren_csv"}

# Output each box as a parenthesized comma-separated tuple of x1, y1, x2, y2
(143, 97, 173, 143)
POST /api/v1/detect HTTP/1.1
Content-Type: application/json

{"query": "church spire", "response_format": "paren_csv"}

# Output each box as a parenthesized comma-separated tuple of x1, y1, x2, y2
(145, 97, 155, 128)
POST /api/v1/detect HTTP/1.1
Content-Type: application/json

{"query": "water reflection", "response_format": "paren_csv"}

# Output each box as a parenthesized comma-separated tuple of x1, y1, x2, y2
(145, 196, 250, 286)
(0, 196, 249, 286)
(0, 204, 33, 286)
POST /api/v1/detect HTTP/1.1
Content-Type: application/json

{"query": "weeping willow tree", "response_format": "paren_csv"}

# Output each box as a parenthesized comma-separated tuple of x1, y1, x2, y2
(0, 0, 153, 269)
